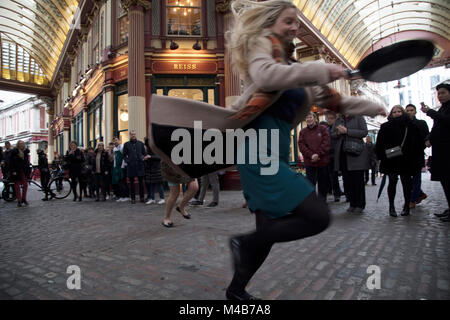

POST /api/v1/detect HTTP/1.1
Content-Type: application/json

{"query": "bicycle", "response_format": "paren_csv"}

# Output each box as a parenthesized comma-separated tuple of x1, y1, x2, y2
(2, 165, 72, 202)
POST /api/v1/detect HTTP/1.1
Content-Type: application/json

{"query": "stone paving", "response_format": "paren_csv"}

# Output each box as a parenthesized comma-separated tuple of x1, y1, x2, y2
(0, 172, 449, 300)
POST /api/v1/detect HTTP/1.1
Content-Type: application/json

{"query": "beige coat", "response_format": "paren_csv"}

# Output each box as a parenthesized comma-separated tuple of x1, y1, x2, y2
(230, 36, 386, 126)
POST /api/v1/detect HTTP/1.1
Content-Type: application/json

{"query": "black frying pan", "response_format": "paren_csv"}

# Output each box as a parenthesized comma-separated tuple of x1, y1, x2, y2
(347, 39, 435, 82)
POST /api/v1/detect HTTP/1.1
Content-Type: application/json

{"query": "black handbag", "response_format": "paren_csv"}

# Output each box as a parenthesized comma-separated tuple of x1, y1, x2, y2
(385, 127, 408, 159)
(343, 137, 364, 156)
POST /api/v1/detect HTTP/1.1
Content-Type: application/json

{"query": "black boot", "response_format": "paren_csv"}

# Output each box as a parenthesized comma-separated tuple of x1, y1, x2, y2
(401, 205, 410, 216)
(389, 205, 397, 217)
(73, 192, 78, 201)
(400, 206, 409, 216)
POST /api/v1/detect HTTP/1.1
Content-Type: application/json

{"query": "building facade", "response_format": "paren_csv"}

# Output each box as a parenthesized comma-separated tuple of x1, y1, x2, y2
(0, 96, 49, 165)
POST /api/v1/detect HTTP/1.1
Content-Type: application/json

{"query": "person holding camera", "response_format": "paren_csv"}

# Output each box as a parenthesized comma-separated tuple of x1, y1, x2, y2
(375, 105, 423, 217)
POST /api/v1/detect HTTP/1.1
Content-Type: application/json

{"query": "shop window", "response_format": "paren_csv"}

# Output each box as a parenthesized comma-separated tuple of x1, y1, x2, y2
(87, 97, 103, 148)
(93, 15, 100, 64)
(73, 113, 83, 147)
(167, 0, 202, 36)
(117, 94, 129, 144)
(118, 1, 129, 44)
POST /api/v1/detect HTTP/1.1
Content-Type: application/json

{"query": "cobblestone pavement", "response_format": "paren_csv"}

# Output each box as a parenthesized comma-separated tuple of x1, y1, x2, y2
(0, 172, 449, 300)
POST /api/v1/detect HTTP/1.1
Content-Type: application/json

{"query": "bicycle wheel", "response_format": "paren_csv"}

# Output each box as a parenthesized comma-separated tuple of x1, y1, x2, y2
(48, 177, 72, 199)
(2, 183, 16, 202)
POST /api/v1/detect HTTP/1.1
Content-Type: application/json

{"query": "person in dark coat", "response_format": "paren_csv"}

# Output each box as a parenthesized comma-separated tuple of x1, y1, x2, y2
(144, 138, 165, 205)
(298, 112, 330, 202)
(10, 140, 31, 207)
(421, 82, 450, 221)
(65, 141, 85, 201)
(92, 142, 112, 201)
(37, 149, 51, 201)
(123, 130, 146, 204)
(364, 136, 378, 186)
(375, 105, 423, 217)
(331, 114, 369, 213)
(405, 103, 429, 209)
(83, 147, 95, 198)
(1, 141, 12, 180)
(325, 112, 343, 202)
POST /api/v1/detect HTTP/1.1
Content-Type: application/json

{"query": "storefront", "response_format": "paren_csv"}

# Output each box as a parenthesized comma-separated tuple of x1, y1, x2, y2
(114, 81, 129, 144)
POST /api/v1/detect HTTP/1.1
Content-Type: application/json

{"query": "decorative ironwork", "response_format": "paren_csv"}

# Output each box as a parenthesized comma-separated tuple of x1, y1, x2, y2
(120, 0, 151, 12)
(216, 0, 231, 13)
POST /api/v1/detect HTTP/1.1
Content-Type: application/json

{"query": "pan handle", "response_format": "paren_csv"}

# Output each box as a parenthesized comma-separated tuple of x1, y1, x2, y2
(345, 69, 362, 79)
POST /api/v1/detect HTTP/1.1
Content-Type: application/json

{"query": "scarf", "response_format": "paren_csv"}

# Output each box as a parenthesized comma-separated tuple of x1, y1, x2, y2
(230, 36, 285, 120)
(231, 35, 341, 121)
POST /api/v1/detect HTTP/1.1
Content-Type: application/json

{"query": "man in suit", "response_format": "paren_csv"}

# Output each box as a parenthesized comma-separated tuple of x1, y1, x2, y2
(123, 130, 147, 204)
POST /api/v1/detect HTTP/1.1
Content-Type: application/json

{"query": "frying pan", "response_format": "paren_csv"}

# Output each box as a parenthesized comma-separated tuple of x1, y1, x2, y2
(347, 39, 435, 82)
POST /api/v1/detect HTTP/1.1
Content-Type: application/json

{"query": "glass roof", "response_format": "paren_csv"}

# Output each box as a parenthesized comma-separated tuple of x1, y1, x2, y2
(0, 0, 79, 86)
(293, 0, 450, 67)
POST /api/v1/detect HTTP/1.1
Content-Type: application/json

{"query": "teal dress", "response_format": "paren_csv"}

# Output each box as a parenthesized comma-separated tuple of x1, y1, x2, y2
(237, 88, 314, 219)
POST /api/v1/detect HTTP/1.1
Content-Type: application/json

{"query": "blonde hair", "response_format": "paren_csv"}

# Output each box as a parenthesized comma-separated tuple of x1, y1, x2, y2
(388, 105, 406, 119)
(226, 0, 296, 75)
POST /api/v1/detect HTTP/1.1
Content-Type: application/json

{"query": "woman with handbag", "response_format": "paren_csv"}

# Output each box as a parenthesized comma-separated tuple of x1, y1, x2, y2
(375, 105, 423, 217)
(331, 115, 369, 213)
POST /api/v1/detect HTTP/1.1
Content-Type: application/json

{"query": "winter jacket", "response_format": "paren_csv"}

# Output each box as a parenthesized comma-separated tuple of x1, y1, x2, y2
(298, 124, 330, 167)
(375, 114, 423, 175)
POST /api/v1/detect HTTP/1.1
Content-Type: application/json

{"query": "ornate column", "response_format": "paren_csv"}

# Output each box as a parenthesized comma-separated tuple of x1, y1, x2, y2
(103, 85, 115, 144)
(217, 2, 241, 108)
(122, 0, 151, 141)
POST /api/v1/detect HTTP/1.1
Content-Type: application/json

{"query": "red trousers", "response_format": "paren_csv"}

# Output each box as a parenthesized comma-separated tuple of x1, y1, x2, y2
(14, 172, 28, 203)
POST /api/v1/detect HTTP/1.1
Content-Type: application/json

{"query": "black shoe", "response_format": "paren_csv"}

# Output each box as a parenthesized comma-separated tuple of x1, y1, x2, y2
(334, 198, 340, 202)
(22, 200, 29, 206)
(162, 221, 174, 228)
(434, 210, 449, 218)
(95, 198, 99, 202)
(389, 207, 397, 217)
(189, 200, 204, 206)
(41, 198, 49, 201)
(17, 202, 22, 207)
(226, 288, 261, 301)
(176, 206, 191, 219)
(401, 208, 410, 216)
(140, 198, 145, 203)
(207, 202, 218, 208)
(440, 216, 450, 222)
(78, 196, 82, 202)
(372, 183, 377, 186)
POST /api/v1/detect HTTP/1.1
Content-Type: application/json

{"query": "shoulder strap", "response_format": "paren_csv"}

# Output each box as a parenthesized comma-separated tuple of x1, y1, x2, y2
(400, 127, 408, 147)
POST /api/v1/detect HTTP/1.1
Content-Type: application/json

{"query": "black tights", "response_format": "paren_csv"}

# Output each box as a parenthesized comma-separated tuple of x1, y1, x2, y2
(71, 176, 85, 200)
(387, 174, 412, 209)
(228, 192, 331, 294)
